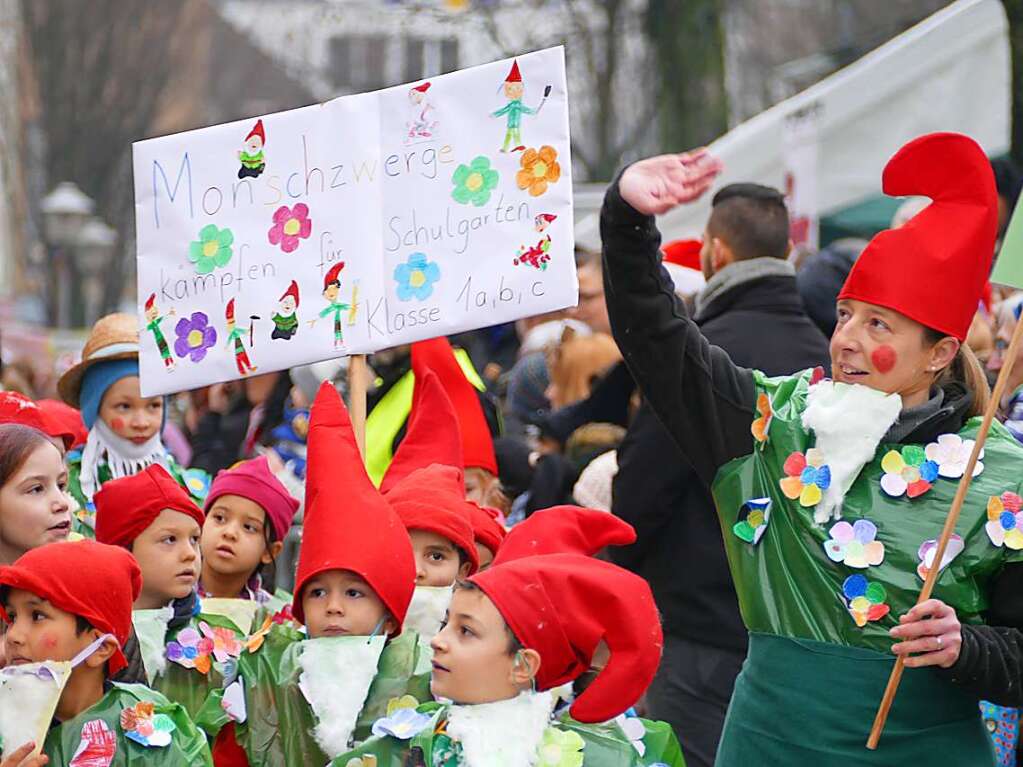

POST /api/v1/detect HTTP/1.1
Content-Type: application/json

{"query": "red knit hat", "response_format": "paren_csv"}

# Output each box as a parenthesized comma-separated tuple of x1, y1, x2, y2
(492, 505, 635, 566)
(838, 133, 998, 341)
(280, 280, 300, 306)
(324, 262, 345, 290)
(94, 464, 205, 549)
(505, 60, 522, 83)
(471, 554, 662, 723)
(0, 540, 142, 675)
(386, 464, 480, 574)
(468, 503, 506, 558)
(245, 119, 265, 143)
(411, 338, 497, 474)
(0, 393, 77, 450)
(36, 399, 88, 449)
(293, 383, 415, 632)
(380, 369, 464, 494)
(661, 239, 702, 270)
(205, 456, 299, 541)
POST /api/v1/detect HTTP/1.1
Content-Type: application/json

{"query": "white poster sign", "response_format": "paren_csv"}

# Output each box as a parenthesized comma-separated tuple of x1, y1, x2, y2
(133, 47, 574, 396)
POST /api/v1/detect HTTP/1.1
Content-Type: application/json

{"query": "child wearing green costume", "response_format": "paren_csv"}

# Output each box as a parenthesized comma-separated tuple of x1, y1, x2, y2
(0, 540, 211, 766)
(197, 382, 427, 766)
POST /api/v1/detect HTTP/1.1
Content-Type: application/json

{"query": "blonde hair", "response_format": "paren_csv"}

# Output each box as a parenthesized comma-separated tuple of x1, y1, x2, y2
(546, 330, 621, 409)
(932, 340, 990, 418)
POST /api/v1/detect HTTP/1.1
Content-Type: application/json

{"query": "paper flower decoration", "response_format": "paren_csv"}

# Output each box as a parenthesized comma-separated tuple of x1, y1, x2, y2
(917, 534, 965, 581)
(188, 224, 234, 274)
(271, 605, 295, 625)
(779, 449, 831, 507)
(824, 519, 885, 568)
(809, 366, 826, 386)
(200, 621, 243, 664)
(986, 492, 1023, 549)
(536, 727, 585, 767)
(174, 312, 217, 363)
(120, 701, 176, 748)
(245, 616, 273, 654)
(879, 445, 939, 498)
(183, 468, 211, 502)
(70, 719, 116, 766)
(386, 695, 420, 715)
(394, 252, 441, 301)
(751, 393, 772, 445)
(516, 146, 561, 197)
(371, 707, 433, 740)
(451, 156, 499, 206)
(166, 626, 214, 674)
(343, 758, 379, 767)
(221, 679, 247, 724)
(614, 715, 647, 756)
(925, 433, 984, 479)
(842, 574, 890, 627)
(733, 498, 771, 545)
(268, 203, 312, 253)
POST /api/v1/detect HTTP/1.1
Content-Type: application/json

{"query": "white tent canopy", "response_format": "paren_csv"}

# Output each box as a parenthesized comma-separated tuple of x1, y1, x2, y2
(576, 0, 1010, 249)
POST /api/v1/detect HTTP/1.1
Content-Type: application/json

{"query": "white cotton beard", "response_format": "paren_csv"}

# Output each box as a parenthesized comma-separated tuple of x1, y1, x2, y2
(802, 380, 902, 524)
(79, 419, 171, 500)
(446, 690, 555, 767)
(132, 604, 174, 684)
(298, 635, 386, 758)
(404, 585, 454, 643)
(0, 661, 72, 759)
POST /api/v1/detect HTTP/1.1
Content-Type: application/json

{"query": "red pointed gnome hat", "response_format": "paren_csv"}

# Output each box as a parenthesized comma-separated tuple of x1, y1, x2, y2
(837, 132, 998, 341)
(385, 463, 480, 573)
(145, 293, 156, 311)
(0, 392, 77, 450)
(226, 298, 236, 321)
(505, 60, 522, 83)
(492, 505, 635, 566)
(413, 82, 431, 93)
(280, 280, 300, 305)
(662, 239, 702, 270)
(245, 119, 265, 142)
(380, 369, 464, 494)
(294, 382, 415, 633)
(411, 338, 497, 474)
(471, 554, 662, 723)
(324, 262, 345, 290)
(468, 503, 506, 558)
(0, 540, 142, 675)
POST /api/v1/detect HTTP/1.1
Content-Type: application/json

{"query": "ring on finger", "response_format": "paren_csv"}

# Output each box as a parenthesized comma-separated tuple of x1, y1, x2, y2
(936, 635, 943, 650)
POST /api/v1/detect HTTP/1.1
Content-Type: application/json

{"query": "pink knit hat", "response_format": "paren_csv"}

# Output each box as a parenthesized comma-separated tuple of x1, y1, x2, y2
(205, 456, 300, 541)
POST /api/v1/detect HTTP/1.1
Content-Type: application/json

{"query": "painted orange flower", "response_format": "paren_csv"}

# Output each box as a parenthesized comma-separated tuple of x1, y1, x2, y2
(751, 393, 772, 444)
(516, 146, 561, 197)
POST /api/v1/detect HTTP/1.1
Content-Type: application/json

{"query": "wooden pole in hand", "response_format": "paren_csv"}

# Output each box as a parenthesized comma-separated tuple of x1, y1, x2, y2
(348, 354, 369, 458)
(867, 310, 1023, 749)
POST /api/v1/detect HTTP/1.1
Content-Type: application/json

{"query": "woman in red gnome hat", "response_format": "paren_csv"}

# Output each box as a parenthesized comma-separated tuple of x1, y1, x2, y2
(602, 133, 1023, 764)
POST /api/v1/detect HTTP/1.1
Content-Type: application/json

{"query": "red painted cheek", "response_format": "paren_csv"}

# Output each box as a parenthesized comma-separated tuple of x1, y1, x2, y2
(42, 633, 58, 650)
(109, 417, 125, 434)
(871, 345, 897, 374)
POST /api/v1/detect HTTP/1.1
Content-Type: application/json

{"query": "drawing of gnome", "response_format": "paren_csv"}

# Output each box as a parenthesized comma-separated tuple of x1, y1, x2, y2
(492, 60, 550, 153)
(272, 281, 300, 341)
(513, 213, 556, 271)
(308, 262, 351, 350)
(143, 293, 176, 370)
(238, 119, 266, 179)
(406, 82, 438, 142)
(224, 299, 257, 375)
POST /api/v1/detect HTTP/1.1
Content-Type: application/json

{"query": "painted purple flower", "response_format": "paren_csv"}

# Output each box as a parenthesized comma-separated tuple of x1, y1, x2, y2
(174, 312, 217, 363)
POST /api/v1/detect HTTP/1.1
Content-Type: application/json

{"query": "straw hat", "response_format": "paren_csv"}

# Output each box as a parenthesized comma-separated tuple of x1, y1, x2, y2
(57, 313, 141, 407)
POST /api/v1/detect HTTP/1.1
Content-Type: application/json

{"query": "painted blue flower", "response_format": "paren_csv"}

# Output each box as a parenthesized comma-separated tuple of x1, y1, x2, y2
(394, 252, 441, 302)
(800, 463, 831, 490)
(371, 706, 432, 740)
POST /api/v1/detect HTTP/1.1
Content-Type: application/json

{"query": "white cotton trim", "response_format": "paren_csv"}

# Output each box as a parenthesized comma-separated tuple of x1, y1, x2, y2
(298, 635, 386, 758)
(802, 381, 902, 524)
(403, 585, 453, 644)
(0, 661, 72, 759)
(446, 690, 556, 767)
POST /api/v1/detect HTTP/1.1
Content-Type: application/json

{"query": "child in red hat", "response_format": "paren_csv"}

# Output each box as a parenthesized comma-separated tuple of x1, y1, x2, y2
(198, 383, 424, 766)
(198, 455, 298, 607)
(0, 540, 212, 765)
(467, 504, 506, 571)
(335, 553, 684, 766)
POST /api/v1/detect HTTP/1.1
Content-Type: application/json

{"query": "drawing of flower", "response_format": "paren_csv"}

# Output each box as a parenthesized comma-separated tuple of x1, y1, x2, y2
(842, 574, 890, 627)
(751, 392, 772, 445)
(173, 312, 217, 363)
(823, 519, 884, 568)
(120, 700, 176, 747)
(268, 203, 312, 253)
(394, 252, 441, 301)
(200, 621, 243, 664)
(925, 433, 984, 479)
(166, 626, 214, 674)
(986, 492, 1023, 549)
(371, 707, 433, 740)
(516, 146, 561, 197)
(451, 156, 499, 206)
(536, 727, 585, 767)
(732, 498, 771, 545)
(188, 224, 234, 274)
(779, 448, 831, 507)
(614, 714, 647, 756)
(917, 534, 964, 581)
(879, 445, 939, 498)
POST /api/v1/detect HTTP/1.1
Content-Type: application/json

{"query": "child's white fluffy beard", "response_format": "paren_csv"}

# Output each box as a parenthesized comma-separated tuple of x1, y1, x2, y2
(446, 690, 555, 767)
(0, 661, 72, 759)
(132, 604, 175, 684)
(404, 584, 454, 643)
(802, 380, 902, 524)
(298, 635, 386, 758)
(79, 418, 171, 501)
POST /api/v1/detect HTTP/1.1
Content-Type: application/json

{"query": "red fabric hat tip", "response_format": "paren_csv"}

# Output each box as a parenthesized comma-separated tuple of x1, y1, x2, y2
(661, 239, 703, 271)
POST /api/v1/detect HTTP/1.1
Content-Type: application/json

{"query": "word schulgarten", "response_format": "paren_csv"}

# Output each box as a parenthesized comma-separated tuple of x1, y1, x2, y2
(133, 47, 576, 397)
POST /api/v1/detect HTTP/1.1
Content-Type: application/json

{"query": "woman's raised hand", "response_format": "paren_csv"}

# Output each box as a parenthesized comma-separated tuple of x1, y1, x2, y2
(618, 149, 723, 216)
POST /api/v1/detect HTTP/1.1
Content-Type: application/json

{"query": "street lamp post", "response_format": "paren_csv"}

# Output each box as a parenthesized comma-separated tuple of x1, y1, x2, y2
(76, 218, 117, 325)
(40, 182, 94, 328)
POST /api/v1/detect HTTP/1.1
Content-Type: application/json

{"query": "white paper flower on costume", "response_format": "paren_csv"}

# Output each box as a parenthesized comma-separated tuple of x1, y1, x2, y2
(614, 714, 647, 756)
(924, 434, 984, 479)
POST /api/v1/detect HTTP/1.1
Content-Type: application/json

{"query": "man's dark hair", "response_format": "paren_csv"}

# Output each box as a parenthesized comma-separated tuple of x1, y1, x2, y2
(707, 183, 790, 261)
(992, 158, 1022, 209)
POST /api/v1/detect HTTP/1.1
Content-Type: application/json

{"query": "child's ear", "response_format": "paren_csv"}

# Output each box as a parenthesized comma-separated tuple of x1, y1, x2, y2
(458, 559, 473, 578)
(262, 540, 284, 566)
(509, 648, 542, 688)
(84, 632, 119, 669)
(383, 615, 398, 637)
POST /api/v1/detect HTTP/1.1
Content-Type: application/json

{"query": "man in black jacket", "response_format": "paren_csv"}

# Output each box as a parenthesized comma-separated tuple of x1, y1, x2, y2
(611, 182, 829, 767)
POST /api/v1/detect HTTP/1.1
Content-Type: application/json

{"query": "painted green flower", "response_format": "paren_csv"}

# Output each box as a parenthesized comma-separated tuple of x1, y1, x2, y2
(536, 727, 585, 767)
(451, 156, 499, 207)
(188, 224, 234, 274)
